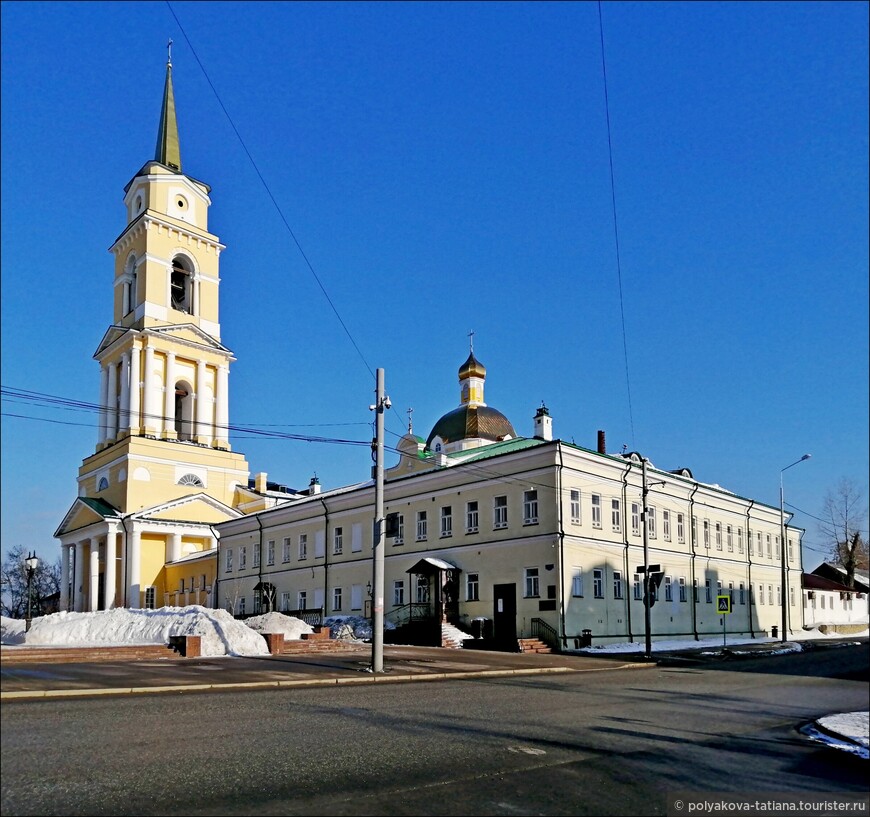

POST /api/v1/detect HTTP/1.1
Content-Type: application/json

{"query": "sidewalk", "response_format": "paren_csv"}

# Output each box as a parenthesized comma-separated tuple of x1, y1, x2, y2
(0, 643, 649, 701)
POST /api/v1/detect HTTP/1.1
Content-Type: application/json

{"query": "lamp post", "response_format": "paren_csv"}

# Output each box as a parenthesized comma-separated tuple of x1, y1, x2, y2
(780, 454, 810, 642)
(24, 551, 39, 632)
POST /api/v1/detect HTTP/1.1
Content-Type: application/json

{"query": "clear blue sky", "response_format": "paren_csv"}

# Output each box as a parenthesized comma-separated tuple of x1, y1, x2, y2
(2, 1, 867, 572)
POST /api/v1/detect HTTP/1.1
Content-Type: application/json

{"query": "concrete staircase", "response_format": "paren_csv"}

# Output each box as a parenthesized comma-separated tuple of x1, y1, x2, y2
(517, 637, 553, 654)
(440, 622, 472, 649)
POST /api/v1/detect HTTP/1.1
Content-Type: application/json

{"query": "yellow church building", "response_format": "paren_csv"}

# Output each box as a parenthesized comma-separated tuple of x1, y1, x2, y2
(54, 55, 302, 612)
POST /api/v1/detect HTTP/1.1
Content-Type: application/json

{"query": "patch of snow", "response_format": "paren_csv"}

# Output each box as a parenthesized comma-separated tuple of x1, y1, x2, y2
(243, 612, 313, 641)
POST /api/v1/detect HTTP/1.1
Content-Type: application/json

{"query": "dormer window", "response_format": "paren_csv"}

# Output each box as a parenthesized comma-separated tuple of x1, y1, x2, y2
(170, 256, 193, 313)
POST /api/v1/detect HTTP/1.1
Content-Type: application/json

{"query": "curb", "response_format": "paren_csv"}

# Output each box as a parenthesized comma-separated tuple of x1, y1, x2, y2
(0, 661, 652, 702)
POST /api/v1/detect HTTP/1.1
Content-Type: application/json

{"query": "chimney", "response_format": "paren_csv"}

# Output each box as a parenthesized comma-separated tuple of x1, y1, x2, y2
(308, 475, 321, 495)
(533, 404, 553, 441)
(254, 472, 268, 493)
(597, 430, 606, 454)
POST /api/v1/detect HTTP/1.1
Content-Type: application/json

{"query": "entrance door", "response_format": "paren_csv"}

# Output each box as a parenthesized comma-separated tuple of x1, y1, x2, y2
(493, 583, 517, 648)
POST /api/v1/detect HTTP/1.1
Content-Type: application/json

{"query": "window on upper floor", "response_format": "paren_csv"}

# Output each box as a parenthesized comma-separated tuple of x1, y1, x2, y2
(416, 511, 428, 541)
(611, 499, 621, 532)
(570, 490, 581, 524)
(663, 509, 671, 541)
(170, 255, 194, 314)
(440, 506, 453, 538)
(465, 501, 479, 533)
(523, 491, 538, 524)
(591, 494, 602, 528)
(493, 496, 508, 529)
(631, 503, 641, 536)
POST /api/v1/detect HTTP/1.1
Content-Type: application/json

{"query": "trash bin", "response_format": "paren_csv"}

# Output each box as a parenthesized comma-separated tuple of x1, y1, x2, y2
(482, 618, 494, 640)
(579, 629, 592, 648)
(771, 626, 778, 638)
(471, 618, 483, 639)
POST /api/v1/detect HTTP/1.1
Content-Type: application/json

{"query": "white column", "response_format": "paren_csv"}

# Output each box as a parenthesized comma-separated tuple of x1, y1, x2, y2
(119, 527, 127, 607)
(215, 364, 229, 448)
(88, 544, 100, 612)
(128, 345, 140, 434)
(106, 361, 119, 441)
(74, 541, 86, 612)
(98, 365, 109, 444)
(143, 345, 159, 436)
(195, 359, 209, 444)
(128, 529, 142, 609)
(168, 532, 182, 564)
(60, 545, 71, 612)
(119, 351, 130, 436)
(163, 351, 176, 438)
(104, 531, 117, 610)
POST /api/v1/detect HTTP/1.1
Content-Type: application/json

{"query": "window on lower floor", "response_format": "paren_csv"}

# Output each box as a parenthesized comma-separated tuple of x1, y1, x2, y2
(467, 572, 479, 601)
(613, 571, 623, 599)
(593, 569, 604, 599)
(144, 586, 156, 609)
(572, 568, 584, 598)
(333, 587, 343, 612)
(524, 567, 540, 598)
(394, 580, 405, 607)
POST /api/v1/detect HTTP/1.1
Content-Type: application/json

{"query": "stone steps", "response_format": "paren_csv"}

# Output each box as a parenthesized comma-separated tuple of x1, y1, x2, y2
(517, 638, 552, 654)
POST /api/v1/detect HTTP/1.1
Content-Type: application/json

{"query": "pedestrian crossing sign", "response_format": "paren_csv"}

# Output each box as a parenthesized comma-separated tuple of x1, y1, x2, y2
(717, 595, 732, 614)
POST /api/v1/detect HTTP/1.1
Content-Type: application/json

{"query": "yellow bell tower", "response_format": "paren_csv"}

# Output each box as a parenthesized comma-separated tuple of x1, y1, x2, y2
(55, 52, 251, 613)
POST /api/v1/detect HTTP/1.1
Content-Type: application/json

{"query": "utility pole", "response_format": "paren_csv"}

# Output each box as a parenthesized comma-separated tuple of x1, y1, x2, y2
(370, 369, 390, 673)
(642, 458, 652, 659)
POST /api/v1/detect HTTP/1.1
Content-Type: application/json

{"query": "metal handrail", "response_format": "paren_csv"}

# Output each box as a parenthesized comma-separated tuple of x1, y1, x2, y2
(530, 617, 559, 650)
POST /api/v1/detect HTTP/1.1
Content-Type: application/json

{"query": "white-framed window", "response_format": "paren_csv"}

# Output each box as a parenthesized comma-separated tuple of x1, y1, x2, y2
(611, 499, 621, 532)
(692, 516, 698, 545)
(728, 582, 734, 603)
(416, 576, 429, 604)
(394, 514, 405, 545)
(677, 513, 685, 544)
(693, 578, 699, 603)
(524, 567, 540, 598)
(679, 577, 687, 602)
(333, 527, 343, 555)
(648, 506, 657, 539)
(631, 503, 641, 536)
(523, 490, 538, 524)
(297, 590, 307, 610)
(633, 573, 643, 600)
(703, 520, 710, 549)
(664, 576, 673, 601)
(715, 522, 722, 551)
(267, 540, 275, 566)
(282, 537, 291, 563)
(756, 531, 762, 556)
(663, 509, 671, 541)
(591, 494, 602, 528)
(144, 586, 156, 609)
(351, 523, 362, 553)
(572, 568, 584, 597)
(467, 572, 479, 601)
(739, 583, 746, 605)
(570, 490, 581, 524)
(239, 546, 247, 570)
(466, 501, 479, 533)
(593, 569, 604, 598)
(788, 539, 794, 562)
(239, 597, 246, 615)
(613, 571, 623, 600)
(393, 580, 405, 606)
(416, 511, 428, 540)
(252, 544, 260, 569)
(440, 506, 453, 537)
(225, 548, 233, 572)
(281, 591, 291, 612)
(737, 528, 743, 554)
(726, 525, 733, 552)
(776, 586, 781, 606)
(775, 536, 781, 560)
(705, 579, 712, 603)
(766, 534, 772, 559)
(820, 594, 825, 609)
(298, 534, 308, 561)
(758, 584, 765, 605)
(332, 587, 343, 612)
(493, 495, 508, 529)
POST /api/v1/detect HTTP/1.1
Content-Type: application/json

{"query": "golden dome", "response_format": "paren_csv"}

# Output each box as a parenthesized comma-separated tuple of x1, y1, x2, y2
(458, 352, 486, 380)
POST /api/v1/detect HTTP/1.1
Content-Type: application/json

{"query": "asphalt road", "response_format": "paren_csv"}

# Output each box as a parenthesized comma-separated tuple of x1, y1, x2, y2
(1, 643, 867, 816)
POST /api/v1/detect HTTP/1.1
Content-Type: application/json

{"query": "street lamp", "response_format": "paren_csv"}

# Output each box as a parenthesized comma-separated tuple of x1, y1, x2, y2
(24, 552, 39, 632)
(780, 454, 810, 642)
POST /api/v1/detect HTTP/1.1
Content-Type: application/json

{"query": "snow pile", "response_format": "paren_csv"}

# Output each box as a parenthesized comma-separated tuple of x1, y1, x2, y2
(242, 611, 313, 640)
(1, 616, 26, 645)
(6, 607, 269, 657)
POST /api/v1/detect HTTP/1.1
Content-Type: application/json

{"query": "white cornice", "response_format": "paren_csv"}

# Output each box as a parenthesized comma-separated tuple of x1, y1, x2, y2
(109, 214, 224, 256)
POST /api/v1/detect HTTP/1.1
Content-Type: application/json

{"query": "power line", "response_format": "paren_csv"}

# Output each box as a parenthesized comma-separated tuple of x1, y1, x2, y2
(597, 1, 636, 447)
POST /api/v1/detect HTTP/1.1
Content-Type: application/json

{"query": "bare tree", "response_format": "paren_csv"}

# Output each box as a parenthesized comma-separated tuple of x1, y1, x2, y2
(1, 546, 61, 619)
(819, 478, 869, 588)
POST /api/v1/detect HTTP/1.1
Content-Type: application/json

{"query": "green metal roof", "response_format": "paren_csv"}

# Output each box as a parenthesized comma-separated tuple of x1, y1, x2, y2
(77, 497, 121, 518)
(154, 61, 181, 171)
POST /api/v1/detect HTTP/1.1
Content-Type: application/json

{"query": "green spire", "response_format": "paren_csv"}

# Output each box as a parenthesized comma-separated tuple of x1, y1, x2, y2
(154, 42, 181, 172)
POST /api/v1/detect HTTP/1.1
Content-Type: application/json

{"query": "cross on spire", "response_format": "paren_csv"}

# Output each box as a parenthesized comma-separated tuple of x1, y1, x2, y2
(468, 329, 475, 353)
(167, 39, 173, 66)
(406, 407, 414, 434)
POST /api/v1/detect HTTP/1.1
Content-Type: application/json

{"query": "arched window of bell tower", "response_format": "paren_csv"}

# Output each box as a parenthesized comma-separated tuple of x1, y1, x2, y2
(170, 255, 194, 314)
(174, 380, 194, 441)
(123, 254, 138, 315)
